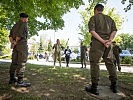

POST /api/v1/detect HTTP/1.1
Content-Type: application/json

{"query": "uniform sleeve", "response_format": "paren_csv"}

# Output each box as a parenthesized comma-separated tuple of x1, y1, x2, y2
(70, 49, 72, 53)
(53, 44, 55, 49)
(118, 46, 122, 53)
(64, 49, 66, 54)
(111, 19, 117, 32)
(85, 46, 87, 51)
(88, 16, 95, 32)
(15, 23, 26, 38)
(9, 24, 16, 37)
(9, 28, 13, 37)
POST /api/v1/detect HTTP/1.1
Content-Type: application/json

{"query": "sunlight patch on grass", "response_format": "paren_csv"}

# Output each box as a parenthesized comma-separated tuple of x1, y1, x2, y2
(32, 73, 37, 76)
(72, 73, 86, 80)
(57, 74, 61, 77)
(1, 62, 133, 99)
(37, 68, 44, 73)
(49, 89, 55, 92)
(73, 74, 80, 78)
(48, 78, 54, 81)
(117, 92, 126, 97)
(30, 69, 37, 71)
(0, 93, 12, 100)
(64, 73, 68, 75)
(79, 77, 86, 80)
(11, 86, 29, 93)
(54, 72, 59, 75)
(42, 93, 50, 96)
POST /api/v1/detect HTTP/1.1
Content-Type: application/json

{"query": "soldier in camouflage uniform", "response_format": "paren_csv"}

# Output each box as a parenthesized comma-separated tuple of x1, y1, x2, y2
(9, 13, 31, 87)
(85, 4, 117, 95)
(80, 42, 87, 68)
(112, 41, 122, 71)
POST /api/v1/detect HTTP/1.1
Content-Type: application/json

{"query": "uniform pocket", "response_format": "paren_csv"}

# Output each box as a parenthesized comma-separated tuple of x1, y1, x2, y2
(17, 45, 28, 62)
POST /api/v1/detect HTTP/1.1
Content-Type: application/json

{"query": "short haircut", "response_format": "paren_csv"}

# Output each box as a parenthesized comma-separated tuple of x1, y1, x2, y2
(94, 4, 104, 11)
(19, 13, 28, 18)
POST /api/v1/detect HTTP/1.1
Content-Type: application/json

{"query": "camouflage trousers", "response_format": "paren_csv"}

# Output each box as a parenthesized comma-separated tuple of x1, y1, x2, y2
(89, 39, 117, 84)
(9, 44, 28, 80)
(81, 54, 86, 67)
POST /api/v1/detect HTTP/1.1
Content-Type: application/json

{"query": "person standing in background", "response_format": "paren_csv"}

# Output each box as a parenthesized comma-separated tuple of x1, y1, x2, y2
(112, 41, 122, 71)
(53, 39, 63, 67)
(80, 42, 87, 68)
(64, 46, 71, 67)
(44, 52, 49, 62)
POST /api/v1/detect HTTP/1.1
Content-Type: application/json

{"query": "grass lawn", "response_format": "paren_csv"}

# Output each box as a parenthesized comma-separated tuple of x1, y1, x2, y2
(0, 62, 133, 100)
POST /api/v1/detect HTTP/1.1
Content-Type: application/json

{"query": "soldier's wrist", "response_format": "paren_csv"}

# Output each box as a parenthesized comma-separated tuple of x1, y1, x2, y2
(109, 39, 112, 42)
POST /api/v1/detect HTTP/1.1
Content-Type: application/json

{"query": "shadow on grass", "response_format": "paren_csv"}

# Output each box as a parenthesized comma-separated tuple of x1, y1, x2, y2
(0, 62, 133, 100)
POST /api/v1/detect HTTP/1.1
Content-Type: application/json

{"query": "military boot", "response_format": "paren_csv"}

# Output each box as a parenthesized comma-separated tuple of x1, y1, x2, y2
(85, 83, 99, 95)
(16, 81, 31, 87)
(9, 74, 17, 84)
(15, 77, 31, 87)
(110, 82, 117, 93)
(118, 65, 121, 72)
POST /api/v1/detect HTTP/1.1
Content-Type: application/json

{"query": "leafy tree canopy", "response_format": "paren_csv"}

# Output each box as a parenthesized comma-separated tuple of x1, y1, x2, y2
(121, 0, 133, 12)
(0, 29, 9, 55)
(0, 0, 131, 38)
(117, 33, 133, 50)
(0, 0, 84, 37)
(87, 0, 133, 12)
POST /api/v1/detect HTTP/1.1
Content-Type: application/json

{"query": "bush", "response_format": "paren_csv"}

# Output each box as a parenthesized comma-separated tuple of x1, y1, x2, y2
(28, 55, 35, 60)
(0, 55, 11, 59)
(122, 57, 132, 64)
(61, 57, 65, 61)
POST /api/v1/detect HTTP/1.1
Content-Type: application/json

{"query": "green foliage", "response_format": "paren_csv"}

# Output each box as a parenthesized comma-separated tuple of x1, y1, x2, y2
(60, 39, 67, 49)
(0, 0, 84, 37)
(38, 42, 44, 53)
(48, 40, 52, 52)
(122, 56, 132, 64)
(30, 43, 39, 54)
(0, 29, 8, 47)
(2, 46, 11, 55)
(106, 8, 123, 30)
(73, 48, 79, 53)
(113, 36, 122, 45)
(0, 55, 11, 59)
(121, 0, 133, 12)
(38, 35, 46, 53)
(118, 33, 133, 49)
(0, 29, 9, 55)
(28, 55, 35, 60)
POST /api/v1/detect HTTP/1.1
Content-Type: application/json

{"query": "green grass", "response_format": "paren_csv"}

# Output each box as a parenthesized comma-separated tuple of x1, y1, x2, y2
(0, 62, 133, 100)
